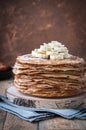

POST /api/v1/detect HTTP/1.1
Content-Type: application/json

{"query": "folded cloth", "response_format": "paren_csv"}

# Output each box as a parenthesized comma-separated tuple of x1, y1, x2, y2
(0, 95, 86, 122)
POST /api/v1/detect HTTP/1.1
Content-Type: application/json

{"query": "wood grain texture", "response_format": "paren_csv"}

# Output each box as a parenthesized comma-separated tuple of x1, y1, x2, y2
(39, 118, 86, 130)
(3, 114, 37, 130)
(0, 110, 7, 130)
(0, 0, 86, 65)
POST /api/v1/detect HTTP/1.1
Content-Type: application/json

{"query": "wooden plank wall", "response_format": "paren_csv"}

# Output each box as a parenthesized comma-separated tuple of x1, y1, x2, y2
(0, 0, 86, 65)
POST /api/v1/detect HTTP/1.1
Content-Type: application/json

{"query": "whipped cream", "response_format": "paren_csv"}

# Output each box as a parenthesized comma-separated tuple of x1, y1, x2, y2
(32, 41, 72, 60)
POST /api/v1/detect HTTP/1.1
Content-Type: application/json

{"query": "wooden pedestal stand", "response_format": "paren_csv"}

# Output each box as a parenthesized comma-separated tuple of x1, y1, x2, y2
(6, 86, 86, 109)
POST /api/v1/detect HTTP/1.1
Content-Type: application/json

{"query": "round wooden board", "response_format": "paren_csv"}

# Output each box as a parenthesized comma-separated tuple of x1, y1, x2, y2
(6, 86, 86, 109)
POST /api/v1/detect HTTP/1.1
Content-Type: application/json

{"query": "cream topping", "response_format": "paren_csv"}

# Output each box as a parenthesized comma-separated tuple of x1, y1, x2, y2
(32, 41, 72, 60)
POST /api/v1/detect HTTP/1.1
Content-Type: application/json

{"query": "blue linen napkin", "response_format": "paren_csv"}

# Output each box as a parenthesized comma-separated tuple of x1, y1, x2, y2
(0, 95, 86, 122)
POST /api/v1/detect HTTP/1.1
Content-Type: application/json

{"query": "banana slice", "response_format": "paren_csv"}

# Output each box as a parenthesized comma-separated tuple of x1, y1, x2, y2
(50, 54, 64, 60)
(32, 50, 48, 59)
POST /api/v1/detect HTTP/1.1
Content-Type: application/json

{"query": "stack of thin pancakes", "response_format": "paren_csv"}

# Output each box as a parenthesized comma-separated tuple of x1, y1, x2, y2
(13, 54, 86, 97)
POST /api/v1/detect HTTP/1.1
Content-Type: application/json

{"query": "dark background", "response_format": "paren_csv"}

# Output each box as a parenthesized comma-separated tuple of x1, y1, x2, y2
(0, 0, 86, 65)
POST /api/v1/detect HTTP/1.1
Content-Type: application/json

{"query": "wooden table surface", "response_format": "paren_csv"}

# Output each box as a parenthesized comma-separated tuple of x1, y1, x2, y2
(0, 79, 86, 130)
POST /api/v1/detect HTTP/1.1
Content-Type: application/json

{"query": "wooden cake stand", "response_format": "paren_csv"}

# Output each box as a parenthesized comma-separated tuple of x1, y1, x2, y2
(6, 86, 86, 109)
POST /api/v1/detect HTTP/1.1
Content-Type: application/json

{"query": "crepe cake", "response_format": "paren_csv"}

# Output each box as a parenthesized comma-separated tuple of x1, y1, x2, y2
(13, 41, 86, 97)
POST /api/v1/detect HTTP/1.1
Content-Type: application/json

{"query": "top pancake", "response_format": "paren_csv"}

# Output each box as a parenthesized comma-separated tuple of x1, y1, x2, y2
(16, 54, 85, 66)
